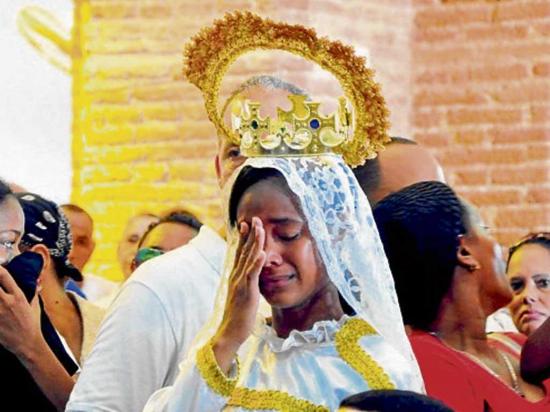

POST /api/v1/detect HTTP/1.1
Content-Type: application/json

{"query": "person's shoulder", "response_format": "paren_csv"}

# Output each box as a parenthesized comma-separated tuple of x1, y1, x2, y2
(408, 330, 468, 368)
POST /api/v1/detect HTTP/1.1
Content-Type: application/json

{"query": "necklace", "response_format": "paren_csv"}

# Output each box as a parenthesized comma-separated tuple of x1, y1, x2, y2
(429, 332, 525, 397)
(462, 349, 524, 398)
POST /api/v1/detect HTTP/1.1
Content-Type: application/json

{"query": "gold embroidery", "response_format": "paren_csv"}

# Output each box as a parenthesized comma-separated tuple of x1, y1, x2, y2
(197, 319, 393, 409)
(228, 387, 329, 412)
(183, 11, 390, 167)
(335, 318, 396, 390)
(196, 340, 239, 397)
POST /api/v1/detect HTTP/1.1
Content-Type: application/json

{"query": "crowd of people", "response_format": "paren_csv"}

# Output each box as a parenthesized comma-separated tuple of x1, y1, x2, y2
(0, 11, 548, 412)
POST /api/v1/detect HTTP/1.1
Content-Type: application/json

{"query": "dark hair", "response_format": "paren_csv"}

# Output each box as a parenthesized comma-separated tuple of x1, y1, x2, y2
(0, 179, 14, 204)
(138, 209, 203, 248)
(352, 137, 417, 204)
(373, 181, 470, 330)
(507, 232, 550, 270)
(228, 167, 287, 227)
(340, 390, 453, 411)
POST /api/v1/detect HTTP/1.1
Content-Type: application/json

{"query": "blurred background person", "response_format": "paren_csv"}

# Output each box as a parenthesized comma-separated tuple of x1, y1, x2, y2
(117, 212, 159, 279)
(60, 204, 95, 274)
(507, 232, 550, 337)
(62, 203, 118, 304)
(131, 209, 202, 271)
(17, 193, 104, 364)
(353, 137, 445, 207)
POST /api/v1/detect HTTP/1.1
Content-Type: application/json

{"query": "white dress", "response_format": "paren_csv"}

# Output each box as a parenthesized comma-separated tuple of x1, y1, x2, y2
(145, 316, 422, 411)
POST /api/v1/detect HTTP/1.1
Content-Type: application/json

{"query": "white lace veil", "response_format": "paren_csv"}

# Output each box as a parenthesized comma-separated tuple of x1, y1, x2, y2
(184, 154, 424, 390)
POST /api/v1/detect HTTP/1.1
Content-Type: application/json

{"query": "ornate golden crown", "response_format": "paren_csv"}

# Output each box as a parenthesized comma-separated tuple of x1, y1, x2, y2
(231, 94, 351, 157)
(183, 11, 390, 167)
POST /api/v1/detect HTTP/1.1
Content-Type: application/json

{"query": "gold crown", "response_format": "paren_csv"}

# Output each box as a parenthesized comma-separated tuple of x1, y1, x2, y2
(183, 12, 390, 166)
(232, 94, 351, 157)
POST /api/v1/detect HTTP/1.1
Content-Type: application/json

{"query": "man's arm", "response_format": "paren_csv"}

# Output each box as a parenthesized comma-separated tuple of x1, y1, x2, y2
(521, 317, 550, 383)
(66, 281, 177, 412)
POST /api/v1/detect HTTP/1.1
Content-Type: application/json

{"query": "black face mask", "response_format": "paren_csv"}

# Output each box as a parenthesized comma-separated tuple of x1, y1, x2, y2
(3, 251, 44, 302)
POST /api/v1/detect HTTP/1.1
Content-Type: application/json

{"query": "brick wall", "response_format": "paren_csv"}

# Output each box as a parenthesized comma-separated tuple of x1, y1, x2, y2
(72, 0, 412, 280)
(412, 0, 550, 245)
(72, 0, 548, 280)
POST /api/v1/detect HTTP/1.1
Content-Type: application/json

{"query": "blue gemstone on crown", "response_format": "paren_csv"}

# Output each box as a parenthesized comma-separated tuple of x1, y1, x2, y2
(309, 119, 320, 129)
(251, 120, 259, 129)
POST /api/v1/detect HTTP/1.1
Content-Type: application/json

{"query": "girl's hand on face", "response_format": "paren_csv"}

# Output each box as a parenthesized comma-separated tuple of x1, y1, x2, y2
(212, 217, 266, 373)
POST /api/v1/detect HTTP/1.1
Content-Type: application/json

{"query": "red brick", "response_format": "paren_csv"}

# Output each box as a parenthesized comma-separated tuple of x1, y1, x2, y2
(531, 105, 550, 123)
(528, 143, 550, 161)
(415, 64, 528, 84)
(440, 145, 527, 167)
(533, 62, 550, 77)
(491, 83, 550, 104)
(489, 128, 550, 144)
(463, 188, 523, 207)
(414, 132, 452, 147)
(496, 207, 550, 228)
(491, 165, 549, 185)
(412, 110, 445, 129)
(453, 131, 486, 145)
(414, 27, 460, 43)
(493, 1, 550, 22)
(468, 64, 528, 83)
(534, 22, 550, 36)
(454, 169, 490, 185)
(447, 108, 522, 125)
(466, 25, 528, 42)
(527, 186, 550, 203)
(419, 43, 550, 66)
(414, 89, 488, 106)
(415, 6, 491, 28)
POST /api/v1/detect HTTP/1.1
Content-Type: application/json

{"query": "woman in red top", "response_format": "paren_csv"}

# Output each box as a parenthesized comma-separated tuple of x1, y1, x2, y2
(373, 181, 550, 412)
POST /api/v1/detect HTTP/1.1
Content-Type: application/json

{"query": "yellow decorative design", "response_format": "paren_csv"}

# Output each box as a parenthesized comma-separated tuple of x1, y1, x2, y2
(196, 341, 239, 397)
(335, 318, 396, 390)
(17, 6, 72, 74)
(183, 11, 390, 167)
(228, 387, 329, 412)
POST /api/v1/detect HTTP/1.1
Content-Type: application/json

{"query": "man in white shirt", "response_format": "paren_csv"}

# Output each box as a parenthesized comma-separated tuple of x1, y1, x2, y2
(66, 76, 304, 412)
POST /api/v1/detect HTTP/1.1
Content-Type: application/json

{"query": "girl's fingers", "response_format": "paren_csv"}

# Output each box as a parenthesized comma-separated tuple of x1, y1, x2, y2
(234, 221, 249, 259)
(248, 250, 266, 285)
(233, 218, 260, 282)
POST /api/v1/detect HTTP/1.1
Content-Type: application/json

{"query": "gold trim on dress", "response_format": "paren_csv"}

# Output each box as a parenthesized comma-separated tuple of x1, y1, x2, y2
(335, 318, 396, 390)
(196, 340, 239, 397)
(228, 387, 329, 412)
(196, 318, 396, 410)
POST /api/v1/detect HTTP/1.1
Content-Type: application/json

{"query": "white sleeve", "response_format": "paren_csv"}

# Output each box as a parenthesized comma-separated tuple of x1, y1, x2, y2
(66, 282, 178, 412)
(143, 360, 229, 412)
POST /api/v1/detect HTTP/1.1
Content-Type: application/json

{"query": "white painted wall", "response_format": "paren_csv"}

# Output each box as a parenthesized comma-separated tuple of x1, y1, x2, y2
(0, 1, 73, 204)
